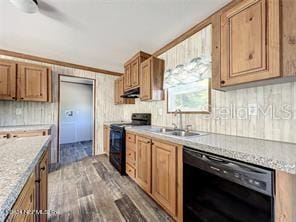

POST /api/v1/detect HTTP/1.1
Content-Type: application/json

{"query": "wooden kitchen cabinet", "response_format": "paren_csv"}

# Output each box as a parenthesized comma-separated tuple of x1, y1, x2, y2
(123, 51, 151, 91)
(36, 150, 48, 222)
(213, 0, 296, 90)
(0, 59, 17, 100)
(9, 130, 48, 138)
(152, 140, 177, 217)
(126, 132, 137, 180)
(18, 63, 51, 102)
(103, 125, 110, 155)
(114, 77, 135, 105)
(0, 59, 52, 102)
(136, 136, 152, 193)
(220, 0, 280, 87)
(140, 56, 165, 101)
(7, 173, 36, 222)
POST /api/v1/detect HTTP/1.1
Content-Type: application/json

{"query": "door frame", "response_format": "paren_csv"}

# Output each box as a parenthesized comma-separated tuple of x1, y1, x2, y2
(57, 74, 96, 163)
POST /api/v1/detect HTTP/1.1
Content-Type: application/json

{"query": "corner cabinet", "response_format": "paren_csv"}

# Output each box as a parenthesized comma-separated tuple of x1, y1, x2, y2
(114, 76, 135, 105)
(140, 56, 165, 101)
(213, 0, 296, 90)
(0, 59, 52, 102)
(123, 51, 151, 91)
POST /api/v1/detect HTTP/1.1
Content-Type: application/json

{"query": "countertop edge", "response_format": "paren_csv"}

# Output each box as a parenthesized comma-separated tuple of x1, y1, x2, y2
(0, 136, 51, 222)
(125, 127, 296, 175)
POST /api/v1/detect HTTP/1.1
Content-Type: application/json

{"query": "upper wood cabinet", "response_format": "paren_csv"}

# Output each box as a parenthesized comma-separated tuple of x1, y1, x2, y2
(152, 140, 177, 217)
(0, 60, 17, 100)
(140, 56, 165, 101)
(123, 51, 151, 92)
(18, 63, 51, 102)
(213, 0, 296, 90)
(114, 76, 135, 105)
(136, 136, 152, 193)
(220, 0, 280, 87)
(0, 59, 52, 102)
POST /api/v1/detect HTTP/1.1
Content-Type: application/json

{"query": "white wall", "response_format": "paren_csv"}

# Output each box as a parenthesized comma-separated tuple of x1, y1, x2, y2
(60, 81, 93, 144)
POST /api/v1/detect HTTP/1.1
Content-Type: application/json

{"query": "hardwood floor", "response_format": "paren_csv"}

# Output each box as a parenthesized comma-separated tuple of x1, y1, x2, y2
(48, 155, 173, 222)
(60, 141, 92, 166)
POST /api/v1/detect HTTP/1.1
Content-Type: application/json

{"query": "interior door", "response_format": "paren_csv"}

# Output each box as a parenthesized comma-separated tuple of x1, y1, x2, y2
(136, 136, 152, 193)
(0, 60, 16, 100)
(17, 64, 49, 101)
(130, 59, 139, 87)
(140, 58, 151, 101)
(220, 0, 280, 86)
(152, 140, 177, 216)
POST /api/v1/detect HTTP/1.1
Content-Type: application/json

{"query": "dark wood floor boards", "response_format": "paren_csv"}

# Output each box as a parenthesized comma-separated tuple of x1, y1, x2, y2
(48, 154, 172, 222)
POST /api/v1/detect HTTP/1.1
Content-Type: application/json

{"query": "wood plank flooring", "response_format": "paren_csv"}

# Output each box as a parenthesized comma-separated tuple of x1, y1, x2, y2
(60, 141, 92, 166)
(48, 155, 173, 222)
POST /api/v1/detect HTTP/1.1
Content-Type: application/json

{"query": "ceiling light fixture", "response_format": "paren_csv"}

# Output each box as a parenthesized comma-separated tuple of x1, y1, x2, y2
(9, 0, 39, 13)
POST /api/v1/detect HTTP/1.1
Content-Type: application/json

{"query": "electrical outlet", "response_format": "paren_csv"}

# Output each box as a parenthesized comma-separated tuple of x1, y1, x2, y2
(248, 104, 258, 116)
(16, 108, 22, 116)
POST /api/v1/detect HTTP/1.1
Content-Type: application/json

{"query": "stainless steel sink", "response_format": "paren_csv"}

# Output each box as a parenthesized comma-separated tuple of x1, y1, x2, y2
(166, 131, 201, 137)
(145, 127, 175, 133)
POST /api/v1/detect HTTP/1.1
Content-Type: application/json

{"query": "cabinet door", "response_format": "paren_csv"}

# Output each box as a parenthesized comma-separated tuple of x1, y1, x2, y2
(152, 140, 177, 216)
(18, 64, 49, 102)
(118, 77, 124, 104)
(140, 58, 151, 101)
(7, 173, 35, 222)
(38, 150, 48, 222)
(220, 0, 280, 86)
(103, 125, 110, 155)
(124, 65, 131, 91)
(136, 136, 151, 193)
(130, 59, 139, 87)
(114, 79, 119, 104)
(0, 60, 16, 100)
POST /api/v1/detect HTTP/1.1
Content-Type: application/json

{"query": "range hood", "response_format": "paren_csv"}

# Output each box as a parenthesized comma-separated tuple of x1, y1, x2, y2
(121, 88, 140, 98)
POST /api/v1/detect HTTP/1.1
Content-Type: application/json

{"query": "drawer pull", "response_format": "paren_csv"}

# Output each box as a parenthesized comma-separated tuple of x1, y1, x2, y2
(41, 166, 46, 171)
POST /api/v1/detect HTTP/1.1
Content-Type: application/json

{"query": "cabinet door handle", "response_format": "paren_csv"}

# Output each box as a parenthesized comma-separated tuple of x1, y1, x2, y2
(35, 179, 41, 183)
(221, 80, 225, 84)
(41, 166, 46, 171)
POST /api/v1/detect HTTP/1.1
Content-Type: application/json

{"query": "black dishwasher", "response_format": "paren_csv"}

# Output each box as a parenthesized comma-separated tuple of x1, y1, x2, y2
(183, 147, 275, 222)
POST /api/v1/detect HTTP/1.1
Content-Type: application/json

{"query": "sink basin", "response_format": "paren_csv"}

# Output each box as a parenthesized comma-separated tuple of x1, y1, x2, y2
(145, 127, 175, 133)
(166, 131, 202, 137)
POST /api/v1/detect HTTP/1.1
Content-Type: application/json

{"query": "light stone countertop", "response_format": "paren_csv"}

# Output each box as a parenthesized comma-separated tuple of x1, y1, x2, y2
(0, 136, 51, 222)
(125, 125, 296, 174)
(103, 121, 131, 126)
(0, 124, 53, 133)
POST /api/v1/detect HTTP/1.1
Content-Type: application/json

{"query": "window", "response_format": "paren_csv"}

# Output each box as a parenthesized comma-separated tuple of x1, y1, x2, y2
(167, 78, 210, 113)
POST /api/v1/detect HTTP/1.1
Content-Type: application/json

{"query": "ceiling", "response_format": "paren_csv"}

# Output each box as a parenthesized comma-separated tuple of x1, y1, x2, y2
(0, 0, 230, 73)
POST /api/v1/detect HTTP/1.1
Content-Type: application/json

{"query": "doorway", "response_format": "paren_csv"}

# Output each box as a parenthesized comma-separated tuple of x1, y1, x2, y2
(58, 75, 95, 166)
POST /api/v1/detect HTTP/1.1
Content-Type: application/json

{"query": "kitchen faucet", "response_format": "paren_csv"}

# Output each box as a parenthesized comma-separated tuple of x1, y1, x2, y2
(174, 109, 183, 130)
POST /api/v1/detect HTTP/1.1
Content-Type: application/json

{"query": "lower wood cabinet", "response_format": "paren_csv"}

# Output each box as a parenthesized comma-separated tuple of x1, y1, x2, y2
(7, 148, 48, 222)
(152, 140, 177, 217)
(133, 134, 182, 221)
(136, 136, 152, 193)
(36, 150, 48, 222)
(7, 173, 36, 222)
(103, 125, 110, 155)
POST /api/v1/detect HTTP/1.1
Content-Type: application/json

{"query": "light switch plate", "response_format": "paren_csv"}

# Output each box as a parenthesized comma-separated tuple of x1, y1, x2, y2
(16, 108, 22, 116)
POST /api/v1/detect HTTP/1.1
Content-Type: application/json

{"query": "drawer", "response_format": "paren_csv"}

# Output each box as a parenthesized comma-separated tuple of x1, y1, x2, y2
(126, 148, 136, 166)
(126, 163, 136, 180)
(126, 133, 136, 144)
(9, 130, 47, 138)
